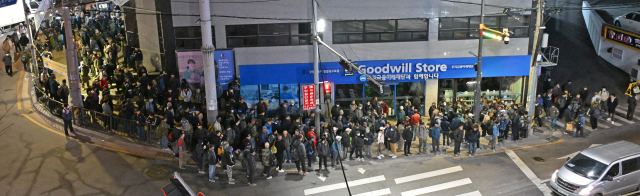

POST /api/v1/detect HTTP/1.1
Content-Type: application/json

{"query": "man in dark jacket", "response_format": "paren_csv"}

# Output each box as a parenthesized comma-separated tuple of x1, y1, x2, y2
(606, 94, 618, 123)
(317, 137, 330, 171)
(275, 135, 285, 172)
(204, 145, 218, 182)
(62, 104, 74, 136)
(3, 54, 11, 76)
(135, 110, 146, 140)
(628, 94, 637, 120)
(292, 135, 308, 175)
(402, 125, 414, 156)
(194, 123, 207, 144)
(452, 125, 464, 157)
(246, 149, 257, 186)
(467, 125, 480, 156)
(579, 86, 589, 106)
(441, 117, 451, 147)
(193, 141, 206, 174)
(341, 128, 351, 160)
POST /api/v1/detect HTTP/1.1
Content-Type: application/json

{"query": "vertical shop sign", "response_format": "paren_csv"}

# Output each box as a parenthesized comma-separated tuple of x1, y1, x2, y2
(302, 84, 315, 110)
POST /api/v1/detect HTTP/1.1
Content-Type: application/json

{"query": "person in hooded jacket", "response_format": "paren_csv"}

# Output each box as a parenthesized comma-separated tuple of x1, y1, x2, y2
(402, 123, 414, 156)
(341, 128, 351, 160)
(317, 136, 330, 171)
(429, 122, 441, 154)
(331, 136, 343, 168)
(452, 125, 465, 157)
(193, 141, 206, 174)
(204, 145, 219, 182)
(292, 135, 308, 175)
(363, 128, 374, 159)
(245, 149, 257, 186)
(415, 122, 428, 155)
(441, 116, 451, 147)
(467, 125, 480, 156)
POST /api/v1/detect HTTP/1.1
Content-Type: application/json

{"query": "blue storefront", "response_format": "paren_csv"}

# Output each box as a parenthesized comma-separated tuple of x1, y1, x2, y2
(238, 55, 531, 115)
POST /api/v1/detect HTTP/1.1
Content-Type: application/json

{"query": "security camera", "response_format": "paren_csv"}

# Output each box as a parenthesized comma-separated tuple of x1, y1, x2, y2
(503, 36, 510, 45)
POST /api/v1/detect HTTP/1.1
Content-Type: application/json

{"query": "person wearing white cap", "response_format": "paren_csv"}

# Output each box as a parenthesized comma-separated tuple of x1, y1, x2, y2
(331, 135, 342, 169)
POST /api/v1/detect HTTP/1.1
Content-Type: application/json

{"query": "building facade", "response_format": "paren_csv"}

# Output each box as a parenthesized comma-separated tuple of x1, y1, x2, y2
(168, 0, 536, 115)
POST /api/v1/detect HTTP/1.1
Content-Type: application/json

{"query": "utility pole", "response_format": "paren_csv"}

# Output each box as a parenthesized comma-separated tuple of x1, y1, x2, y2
(527, 0, 544, 137)
(312, 0, 321, 138)
(62, 0, 82, 108)
(473, 0, 485, 123)
(200, 0, 218, 124)
(22, 0, 37, 77)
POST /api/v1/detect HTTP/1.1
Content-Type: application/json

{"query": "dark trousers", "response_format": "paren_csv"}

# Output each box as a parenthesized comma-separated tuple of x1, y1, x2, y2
(431, 138, 439, 153)
(307, 154, 314, 169)
(442, 133, 450, 146)
(248, 167, 255, 183)
(404, 140, 412, 154)
(575, 126, 584, 137)
(590, 117, 597, 129)
(354, 148, 362, 158)
(295, 158, 306, 172)
(262, 166, 271, 177)
(318, 155, 328, 169)
(276, 154, 283, 170)
(628, 108, 636, 120)
(64, 119, 74, 135)
(454, 141, 461, 154)
(512, 128, 519, 141)
(5, 65, 12, 76)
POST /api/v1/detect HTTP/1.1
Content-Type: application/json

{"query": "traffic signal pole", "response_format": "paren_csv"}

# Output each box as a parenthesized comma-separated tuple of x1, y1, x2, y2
(473, 0, 484, 123)
(526, 0, 544, 137)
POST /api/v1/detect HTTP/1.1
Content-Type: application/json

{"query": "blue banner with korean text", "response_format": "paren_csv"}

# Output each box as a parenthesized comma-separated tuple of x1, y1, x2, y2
(214, 50, 236, 89)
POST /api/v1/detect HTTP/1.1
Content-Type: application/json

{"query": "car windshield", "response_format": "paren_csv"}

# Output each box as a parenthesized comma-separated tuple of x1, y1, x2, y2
(564, 153, 608, 180)
(29, 2, 39, 9)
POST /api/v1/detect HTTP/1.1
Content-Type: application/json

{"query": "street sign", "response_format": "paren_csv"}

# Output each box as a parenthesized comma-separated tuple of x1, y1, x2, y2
(359, 75, 367, 82)
(302, 84, 316, 110)
(0, 0, 17, 8)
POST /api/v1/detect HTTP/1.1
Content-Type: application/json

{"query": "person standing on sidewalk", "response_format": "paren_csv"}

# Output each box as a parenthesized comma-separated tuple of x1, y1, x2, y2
(221, 139, 236, 184)
(316, 137, 330, 171)
(599, 87, 609, 113)
(575, 113, 586, 138)
(274, 135, 285, 172)
(467, 125, 480, 156)
(3, 53, 12, 77)
(429, 122, 441, 155)
(606, 94, 618, 124)
(490, 121, 499, 152)
(292, 135, 308, 175)
(135, 110, 146, 140)
(416, 122, 428, 155)
(204, 145, 219, 182)
(402, 123, 414, 156)
(386, 124, 399, 159)
(261, 143, 275, 179)
(550, 104, 559, 132)
(376, 128, 385, 159)
(177, 134, 186, 169)
(193, 141, 206, 174)
(452, 125, 464, 157)
(363, 128, 374, 159)
(341, 128, 351, 160)
(564, 106, 574, 134)
(62, 104, 74, 136)
(245, 149, 257, 186)
(627, 94, 637, 120)
(441, 116, 451, 148)
(332, 136, 343, 168)
(588, 103, 601, 130)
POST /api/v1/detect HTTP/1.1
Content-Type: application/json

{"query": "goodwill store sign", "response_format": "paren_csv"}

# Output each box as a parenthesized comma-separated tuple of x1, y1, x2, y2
(239, 55, 531, 85)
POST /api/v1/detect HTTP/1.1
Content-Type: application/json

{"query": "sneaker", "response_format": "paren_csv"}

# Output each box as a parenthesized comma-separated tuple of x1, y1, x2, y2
(179, 167, 186, 170)
(209, 179, 215, 182)
(391, 155, 397, 159)
(263, 173, 267, 177)
(323, 168, 329, 171)
(275, 167, 279, 170)
(279, 169, 284, 173)
(198, 171, 206, 174)
(214, 176, 219, 180)
(229, 181, 235, 184)
(249, 183, 257, 186)
(492, 149, 497, 152)
(377, 156, 382, 159)
(611, 121, 615, 124)
(267, 176, 272, 180)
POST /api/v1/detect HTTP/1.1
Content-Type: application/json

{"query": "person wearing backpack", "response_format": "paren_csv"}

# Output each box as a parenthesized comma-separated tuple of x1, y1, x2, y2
(204, 145, 219, 182)
(261, 142, 275, 179)
(588, 103, 601, 130)
(292, 135, 308, 175)
(520, 112, 530, 139)
(59, 80, 70, 104)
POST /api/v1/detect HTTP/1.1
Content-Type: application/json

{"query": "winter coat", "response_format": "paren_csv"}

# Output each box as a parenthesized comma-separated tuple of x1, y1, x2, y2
(341, 131, 351, 147)
(628, 96, 637, 109)
(429, 127, 441, 140)
(261, 149, 274, 166)
(607, 98, 618, 113)
(331, 141, 342, 155)
(452, 128, 465, 143)
(317, 141, 330, 156)
(2, 55, 10, 65)
(550, 107, 560, 119)
(415, 125, 428, 140)
(492, 124, 499, 136)
(204, 149, 218, 165)
(402, 127, 414, 141)
(364, 132, 374, 145)
(468, 130, 480, 143)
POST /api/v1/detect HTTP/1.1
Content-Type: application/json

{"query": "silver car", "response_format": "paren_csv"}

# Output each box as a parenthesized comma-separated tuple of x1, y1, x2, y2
(550, 141, 640, 196)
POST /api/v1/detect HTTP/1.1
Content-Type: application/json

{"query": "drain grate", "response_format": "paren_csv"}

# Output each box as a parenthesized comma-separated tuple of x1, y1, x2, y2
(144, 166, 169, 179)
(532, 157, 546, 162)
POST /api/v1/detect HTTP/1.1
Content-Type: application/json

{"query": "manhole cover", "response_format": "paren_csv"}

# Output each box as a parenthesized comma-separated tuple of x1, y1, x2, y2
(533, 157, 546, 162)
(144, 166, 169, 179)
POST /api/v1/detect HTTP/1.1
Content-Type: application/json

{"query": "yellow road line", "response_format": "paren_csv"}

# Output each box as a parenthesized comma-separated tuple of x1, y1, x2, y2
(453, 139, 565, 159)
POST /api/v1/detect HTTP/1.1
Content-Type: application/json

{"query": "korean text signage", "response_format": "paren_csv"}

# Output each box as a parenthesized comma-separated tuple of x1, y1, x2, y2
(603, 24, 640, 51)
(43, 58, 67, 76)
(302, 84, 315, 110)
(214, 50, 236, 89)
(0, 0, 17, 8)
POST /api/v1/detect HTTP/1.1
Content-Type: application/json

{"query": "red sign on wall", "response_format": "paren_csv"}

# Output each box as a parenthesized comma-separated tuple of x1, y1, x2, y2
(302, 84, 316, 110)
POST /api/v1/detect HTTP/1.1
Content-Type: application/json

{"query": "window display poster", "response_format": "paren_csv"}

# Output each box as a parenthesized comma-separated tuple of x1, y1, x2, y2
(241, 85, 260, 112)
(215, 50, 236, 90)
(176, 51, 205, 89)
(280, 84, 300, 104)
(260, 84, 280, 111)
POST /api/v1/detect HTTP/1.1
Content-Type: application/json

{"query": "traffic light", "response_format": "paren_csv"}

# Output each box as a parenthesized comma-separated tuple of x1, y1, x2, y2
(339, 59, 355, 73)
(481, 30, 505, 41)
(324, 82, 331, 94)
(367, 80, 391, 96)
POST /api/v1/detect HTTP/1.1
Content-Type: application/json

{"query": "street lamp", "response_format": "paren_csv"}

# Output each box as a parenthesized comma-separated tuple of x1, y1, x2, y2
(316, 19, 326, 32)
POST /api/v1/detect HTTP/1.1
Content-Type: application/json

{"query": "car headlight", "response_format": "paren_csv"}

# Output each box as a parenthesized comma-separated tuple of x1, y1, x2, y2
(578, 185, 594, 196)
(551, 170, 558, 181)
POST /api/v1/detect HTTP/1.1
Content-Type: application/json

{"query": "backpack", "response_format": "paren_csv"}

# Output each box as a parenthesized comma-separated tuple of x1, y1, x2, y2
(291, 143, 299, 160)
(21, 53, 26, 62)
(520, 117, 527, 129)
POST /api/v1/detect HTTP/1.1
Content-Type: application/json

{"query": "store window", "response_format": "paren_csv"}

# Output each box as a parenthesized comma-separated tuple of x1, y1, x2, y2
(438, 15, 530, 40)
(260, 84, 281, 117)
(438, 76, 525, 106)
(335, 84, 364, 107)
(394, 82, 424, 116)
(333, 19, 429, 44)
(226, 23, 313, 47)
(175, 26, 215, 49)
(241, 85, 260, 111)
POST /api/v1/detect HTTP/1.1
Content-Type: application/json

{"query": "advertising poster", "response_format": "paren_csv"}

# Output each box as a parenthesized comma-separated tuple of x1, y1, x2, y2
(241, 85, 260, 112)
(176, 51, 205, 89)
(214, 50, 235, 90)
(302, 84, 315, 110)
(43, 58, 67, 76)
(279, 84, 299, 104)
(260, 84, 280, 113)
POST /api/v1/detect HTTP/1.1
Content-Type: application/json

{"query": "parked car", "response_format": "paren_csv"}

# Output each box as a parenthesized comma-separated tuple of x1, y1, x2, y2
(614, 11, 640, 32)
(549, 141, 640, 196)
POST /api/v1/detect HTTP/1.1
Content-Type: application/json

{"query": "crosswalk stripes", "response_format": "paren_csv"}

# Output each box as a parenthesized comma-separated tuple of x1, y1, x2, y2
(456, 191, 483, 196)
(394, 166, 463, 184)
(615, 107, 640, 121)
(352, 188, 392, 196)
(303, 175, 386, 195)
(505, 150, 552, 195)
(400, 178, 473, 196)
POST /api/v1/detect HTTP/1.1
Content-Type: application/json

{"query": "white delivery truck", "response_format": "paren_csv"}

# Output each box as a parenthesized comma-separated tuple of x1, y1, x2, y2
(0, 0, 39, 33)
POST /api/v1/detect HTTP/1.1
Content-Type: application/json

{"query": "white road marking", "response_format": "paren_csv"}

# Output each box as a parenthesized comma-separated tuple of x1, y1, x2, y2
(303, 175, 386, 195)
(613, 109, 637, 123)
(394, 166, 463, 184)
(456, 190, 483, 196)
(358, 167, 366, 174)
(616, 107, 640, 120)
(353, 188, 392, 196)
(400, 178, 472, 196)
(557, 144, 601, 159)
(505, 150, 552, 195)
